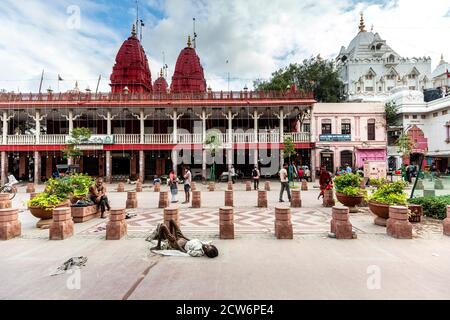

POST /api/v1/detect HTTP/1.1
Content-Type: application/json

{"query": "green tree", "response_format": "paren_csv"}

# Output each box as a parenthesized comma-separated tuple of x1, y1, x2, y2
(254, 56, 344, 102)
(63, 128, 92, 162)
(385, 101, 399, 127)
(396, 132, 413, 158)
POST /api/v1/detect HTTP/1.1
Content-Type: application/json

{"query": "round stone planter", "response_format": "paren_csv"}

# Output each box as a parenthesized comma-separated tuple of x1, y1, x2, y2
(335, 192, 364, 209)
(29, 200, 71, 228)
(368, 200, 390, 226)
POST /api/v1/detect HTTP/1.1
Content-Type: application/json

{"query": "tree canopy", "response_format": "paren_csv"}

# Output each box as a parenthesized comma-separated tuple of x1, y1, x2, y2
(254, 56, 344, 102)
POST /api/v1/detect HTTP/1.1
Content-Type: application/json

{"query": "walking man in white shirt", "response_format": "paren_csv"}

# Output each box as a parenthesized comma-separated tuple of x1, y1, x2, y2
(183, 166, 192, 204)
(279, 163, 291, 202)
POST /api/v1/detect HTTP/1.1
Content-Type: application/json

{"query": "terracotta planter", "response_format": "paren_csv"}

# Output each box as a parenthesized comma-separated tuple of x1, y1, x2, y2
(368, 200, 390, 219)
(29, 200, 71, 228)
(336, 192, 364, 208)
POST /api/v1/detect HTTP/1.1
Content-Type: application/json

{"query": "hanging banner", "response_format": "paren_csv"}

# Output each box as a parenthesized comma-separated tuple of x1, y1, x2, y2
(67, 135, 115, 145)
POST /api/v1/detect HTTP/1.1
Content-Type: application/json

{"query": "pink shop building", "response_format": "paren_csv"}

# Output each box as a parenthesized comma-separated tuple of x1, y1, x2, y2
(313, 103, 387, 173)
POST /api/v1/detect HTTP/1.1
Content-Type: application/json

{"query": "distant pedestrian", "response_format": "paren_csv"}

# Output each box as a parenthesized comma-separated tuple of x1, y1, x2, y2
(252, 166, 260, 190)
(183, 167, 192, 204)
(279, 163, 291, 203)
(169, 170, 178, 203)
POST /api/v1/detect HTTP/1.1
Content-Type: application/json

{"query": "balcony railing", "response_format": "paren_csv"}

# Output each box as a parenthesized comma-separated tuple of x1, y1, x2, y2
(0, 132, 311, 145)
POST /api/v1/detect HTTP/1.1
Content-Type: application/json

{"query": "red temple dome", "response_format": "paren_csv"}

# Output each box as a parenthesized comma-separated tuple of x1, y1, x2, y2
(110, 25, 152, 94)
(154, 69, 169, 93)
(170, 36, 207, 94)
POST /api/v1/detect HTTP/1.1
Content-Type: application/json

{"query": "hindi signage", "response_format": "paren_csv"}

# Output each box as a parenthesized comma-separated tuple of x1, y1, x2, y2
(66, 135, 114, 145)
(319, 134, 351, 142)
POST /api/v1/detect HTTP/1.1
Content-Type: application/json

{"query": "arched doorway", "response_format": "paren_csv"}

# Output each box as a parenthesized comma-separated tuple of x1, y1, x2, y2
(340, 150, 353, 168)
(320, 150, 334, 173)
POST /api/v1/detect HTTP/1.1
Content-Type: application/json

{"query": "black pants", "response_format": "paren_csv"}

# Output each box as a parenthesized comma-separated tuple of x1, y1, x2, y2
(253, 179, 259, 190)
(279, 182, 291, 201)
(90, 195, 110, 214)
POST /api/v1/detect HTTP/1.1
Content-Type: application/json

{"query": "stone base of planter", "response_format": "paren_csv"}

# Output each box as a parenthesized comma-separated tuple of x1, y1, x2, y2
(37, 219, 53, 229)
(71, 205, 101, 223)
(374, 217, 387, 227)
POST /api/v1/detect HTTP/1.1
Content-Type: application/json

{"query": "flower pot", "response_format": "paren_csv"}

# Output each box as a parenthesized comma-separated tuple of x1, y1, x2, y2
(336, 192, 364, 208)
(29, 200, 71, 228)
(368, 200, 390, 226)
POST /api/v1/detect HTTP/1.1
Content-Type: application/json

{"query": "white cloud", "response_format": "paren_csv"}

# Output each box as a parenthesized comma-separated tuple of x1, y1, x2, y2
(0, 0, 448, 93)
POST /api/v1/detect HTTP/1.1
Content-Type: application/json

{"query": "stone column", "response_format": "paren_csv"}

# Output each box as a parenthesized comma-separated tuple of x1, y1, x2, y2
(126, 191, 138, 208)
(2, 111, 7, 145)
(192, 190, 201, 208)
(140, 109, 145, 144)
(0, 151, 7, 186)
(158, 191, 169, 208)
(330, 206, 354, 239)
(246, 181, 252, 191)
(139, 150, 145, 182)
(227, 181, 233, 191)
(310, 149, 316, 182)
(0, 208, 21, 240)
(253, 109, 259, 165)
(172, 109, 178, 175)
(164, 206, 179, 227)
(227, 109, 233, 179)
(225, 190, 233, 207)
(106, 208, 127, 240)
(258, 190, 268, 208)
(323, 189, 335, 207)
(279, 107, 284, 167)
(275, 205, 293, 239)
(0, 193, 12, 209)
(386, 206, 412, 239)
(301, 179, 308, 191)
(117, 182, 125, 192)
(35, 110, 41, 145)
(105, 151, 112, 183)
(154, 182, 161, 192)
(444, 206, 450, 236)
(49, 207, 74, 240)
(34, 151, 40, 184)
(291, 190, 302, 208)
(264, 181, 270, 191)
(220, 207, 234, 239)
(201, 108, 207, 180)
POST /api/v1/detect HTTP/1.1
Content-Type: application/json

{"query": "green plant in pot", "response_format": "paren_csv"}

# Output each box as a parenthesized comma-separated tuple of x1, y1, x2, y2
(368, 180, 408, 226)
(68, 173, 95, 202)
(27, 192, 70, 228)
(334, 173, 366, 211)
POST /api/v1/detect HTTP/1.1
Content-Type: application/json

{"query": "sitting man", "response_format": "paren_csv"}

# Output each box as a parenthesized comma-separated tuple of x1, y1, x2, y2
(151, 219, 219, 258)
(88, 178, 111, 218)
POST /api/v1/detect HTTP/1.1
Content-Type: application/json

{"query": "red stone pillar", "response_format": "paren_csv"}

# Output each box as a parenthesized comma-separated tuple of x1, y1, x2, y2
(323, 189, 335, 207)
(154, 182, 161, 192)
(19, 156, 26, 178)
(49, 207, 74, 240)
(191, 182, 196, 191)
(225, 190, 233, 207)
(208, 182, 215, 191)
(192, 191, 201, 208)
(0, 208, 21, 240)
(135, 181, 143, 192)
(408, 204, 423, 223)
(106, 208, 127, 240)
(275, 206, 293, 239)
(45, 157, 53, 180)
(443, 206, 450, 236)
(291, 190, 302, 208)
(158, 191, 169, 208)
(227, 181, 233, 191)
(164, 206, 179, 227)
(258, 190, 268, 208)
(387, 206, 412, 239)
(117, 182, 125, 192)
(26, 183, 35, 193)
(264, 181, 270, 191)
(331, 206, 354, 239)
(220, 207, 234, 239)
(126, 191, 138, 209)
(301, 179, 308, 191)
(130, 154, 137, 178)
(246, 181, 252, 191)
(0, 193, 12, 209)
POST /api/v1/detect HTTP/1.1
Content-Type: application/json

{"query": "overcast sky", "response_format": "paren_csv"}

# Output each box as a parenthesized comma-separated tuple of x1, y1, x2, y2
(0, 0, 448, 93)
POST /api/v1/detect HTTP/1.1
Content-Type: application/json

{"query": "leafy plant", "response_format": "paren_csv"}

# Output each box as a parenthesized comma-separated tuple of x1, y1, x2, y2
(63, 127, 92, 160)
(396, 132, 413, 158)
(409, 195, 450, 220)
(334, 173, 364, 196)
(28, 193, 65, 209)
(385, 101, 399, 127)
(69, 174, 95, 197)
(368, 181, 408, 206)
(369, 177, 388, 188)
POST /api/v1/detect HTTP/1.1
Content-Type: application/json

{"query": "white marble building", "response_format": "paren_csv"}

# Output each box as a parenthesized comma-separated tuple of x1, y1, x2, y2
(336, 14, 432, 102)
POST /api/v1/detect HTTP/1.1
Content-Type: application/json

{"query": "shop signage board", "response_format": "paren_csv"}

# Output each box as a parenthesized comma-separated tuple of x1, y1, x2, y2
(319, 134, 351, 142)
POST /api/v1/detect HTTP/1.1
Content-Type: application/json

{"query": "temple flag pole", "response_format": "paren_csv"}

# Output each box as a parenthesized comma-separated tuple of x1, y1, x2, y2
(95, 75, 101, 95)
(38, 70, 44, 94)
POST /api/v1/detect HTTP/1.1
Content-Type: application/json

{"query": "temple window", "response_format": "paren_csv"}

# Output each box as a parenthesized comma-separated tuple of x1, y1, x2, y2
(321, 119, 332, 134)
(367, 119, 376, 141)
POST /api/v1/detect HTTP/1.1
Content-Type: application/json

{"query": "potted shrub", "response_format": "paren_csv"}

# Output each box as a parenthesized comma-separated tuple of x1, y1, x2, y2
(67, 174, 95, 203)
(368, 180, 408, 226)
(334, 173, 366, 211)
(28, 192, 70, 228)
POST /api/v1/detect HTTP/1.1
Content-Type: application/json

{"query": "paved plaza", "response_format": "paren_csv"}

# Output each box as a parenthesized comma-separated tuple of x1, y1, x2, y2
(1, 181, 449, 300)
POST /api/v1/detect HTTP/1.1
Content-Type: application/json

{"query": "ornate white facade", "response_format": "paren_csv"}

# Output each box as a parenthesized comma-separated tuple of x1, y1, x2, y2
(336, 14, 432, 102)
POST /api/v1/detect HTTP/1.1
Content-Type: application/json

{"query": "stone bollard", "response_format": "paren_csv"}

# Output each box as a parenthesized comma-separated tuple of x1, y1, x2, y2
(208, 182, 215, 192)
(0, 193, 12, 209)
(408, 204, 423, 223)
(227, 181, 233, 191)
(126, 191, 138, 209)
(0, 208, 21, 240)
(275, 206, 293, 239)
(219, 207, 234, 239)
(257, 190, 268, 208)
(443, 206, 450, 236)
(330, 206, 354, 239)
(225, 190, 233, 207)
(136, 181, 143, 192)
(154, 183, 161, 192)
(49, 207, 74, 240)
(386, 206, 412, 239)
(158, 191, 169, 208)
(301, 179, 308, 191)
(26, 183, 35, 193)
(192, 191, 201, 208)
(246, 181, 252, 191)
(164, 206, 179, 227)
(291, 190, 302, 208)
(117, 182, 125, 192)
(191, 182, 197, 191)
(264, 181, 270, 191)
(106, 208, 127, 240)
(322, 189, 335, 207)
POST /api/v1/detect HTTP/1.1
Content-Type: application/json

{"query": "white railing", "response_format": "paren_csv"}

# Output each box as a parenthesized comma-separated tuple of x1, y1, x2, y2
(40, 134, 67, 145)
(144, 134, 173, 144)
(114, 134, 140, 144)
(285, 132, 310, 142)
(234, 133, 256, 143)
(6, 135, 36, 145)
(258, 132, 280, 143)
(177, 133, 203, 144)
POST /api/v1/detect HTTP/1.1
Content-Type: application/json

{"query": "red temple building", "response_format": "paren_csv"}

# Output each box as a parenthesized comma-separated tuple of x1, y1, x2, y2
(0, 26, 315, 184)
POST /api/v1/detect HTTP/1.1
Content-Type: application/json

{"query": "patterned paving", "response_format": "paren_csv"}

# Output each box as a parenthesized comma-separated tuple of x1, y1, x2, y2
(78, 207, 332, 236)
